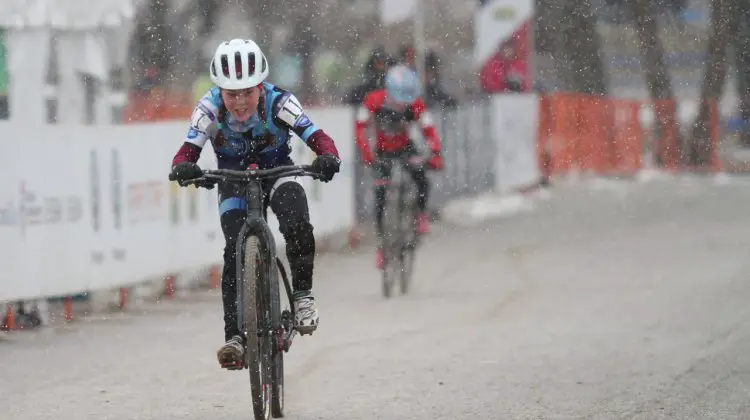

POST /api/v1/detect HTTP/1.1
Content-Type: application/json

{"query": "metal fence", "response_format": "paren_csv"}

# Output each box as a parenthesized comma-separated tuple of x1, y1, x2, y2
(352, 96, 497, 223)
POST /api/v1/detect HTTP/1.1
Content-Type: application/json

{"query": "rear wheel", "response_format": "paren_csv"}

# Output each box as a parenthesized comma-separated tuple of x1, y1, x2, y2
(400, 247, 415, 295)
(399, 182, 419, 295)
(270, 259, 286, 418)
(242, 235, 272, 420)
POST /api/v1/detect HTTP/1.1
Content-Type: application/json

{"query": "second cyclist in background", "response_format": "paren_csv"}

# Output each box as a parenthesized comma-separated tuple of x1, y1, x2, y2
(354, 64, 444, 269)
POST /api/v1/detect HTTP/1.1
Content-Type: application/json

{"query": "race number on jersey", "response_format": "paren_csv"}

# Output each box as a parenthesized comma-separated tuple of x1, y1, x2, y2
(190, 105, 214, 134)
(276, 94, 306, 128)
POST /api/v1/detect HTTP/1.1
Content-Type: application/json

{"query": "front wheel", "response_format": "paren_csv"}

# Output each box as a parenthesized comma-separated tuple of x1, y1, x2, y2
(381, 172, 404, 299)
(241, 235, 272, 420)
(400, 247, 415, 295)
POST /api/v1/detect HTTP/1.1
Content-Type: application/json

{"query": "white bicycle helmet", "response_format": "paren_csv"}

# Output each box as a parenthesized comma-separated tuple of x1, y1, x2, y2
(209, 39, 270, 90)
(385, 64, 421, 105)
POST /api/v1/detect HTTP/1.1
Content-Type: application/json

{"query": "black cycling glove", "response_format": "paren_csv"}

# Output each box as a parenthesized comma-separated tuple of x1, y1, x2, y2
(169, 162, 205, 184)
(312, 154, 341, 182)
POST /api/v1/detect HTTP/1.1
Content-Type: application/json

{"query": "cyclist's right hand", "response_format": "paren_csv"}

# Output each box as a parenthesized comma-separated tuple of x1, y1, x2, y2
(427, 153, 444, 171)
(169, 161, 203, 182)
(362, 150, 375, 167)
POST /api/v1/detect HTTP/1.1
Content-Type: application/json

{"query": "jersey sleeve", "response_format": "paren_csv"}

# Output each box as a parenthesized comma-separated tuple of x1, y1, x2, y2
(354, 91, 381, 163)
(355, 93, 377, 125)
(273, 91, 339, 157)
(185, 97, 219, 148)
(412, 99, 442, 154)
(172, 94, 219, 167)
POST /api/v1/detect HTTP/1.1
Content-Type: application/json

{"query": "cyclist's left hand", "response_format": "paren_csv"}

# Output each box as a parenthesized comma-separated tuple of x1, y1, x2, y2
(427, 153, 444, 171)
(312, 153, 341, 182)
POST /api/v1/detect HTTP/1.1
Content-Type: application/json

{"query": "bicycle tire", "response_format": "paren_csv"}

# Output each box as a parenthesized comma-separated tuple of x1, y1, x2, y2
(270, 259, 285, 418)
(399, 230, 416, 295)
(399, 173, 418, 295)
(241, 235, 272, 420)
(381, 163, 405, 298)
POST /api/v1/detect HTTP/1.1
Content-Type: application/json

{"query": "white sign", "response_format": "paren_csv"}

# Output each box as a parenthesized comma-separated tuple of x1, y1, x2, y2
(493, 94, 541, 192)
(0, 106, 356, 302)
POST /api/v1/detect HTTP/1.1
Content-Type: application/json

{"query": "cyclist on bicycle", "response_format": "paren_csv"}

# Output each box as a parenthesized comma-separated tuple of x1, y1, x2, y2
(355, 64, 444, 269)
(168, 39, 341, 369)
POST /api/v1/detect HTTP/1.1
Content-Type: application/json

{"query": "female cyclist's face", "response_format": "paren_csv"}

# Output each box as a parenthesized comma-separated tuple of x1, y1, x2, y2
(221, 86, 261, 122)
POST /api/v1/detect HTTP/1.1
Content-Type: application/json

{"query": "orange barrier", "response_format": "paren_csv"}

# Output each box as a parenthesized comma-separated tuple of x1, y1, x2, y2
(2, 304, 15, 331)
(653, 99, 680, 170)
(119, 287, 129, 310)
(121, 89, 194, 123)
(209, 265, 222, 289)
(539, 93, 643, 177)
(63, 297, 73, 322)
(164, 274, 177, 299)
(609, 99, 644, 175)
(538, 93, 721, 177)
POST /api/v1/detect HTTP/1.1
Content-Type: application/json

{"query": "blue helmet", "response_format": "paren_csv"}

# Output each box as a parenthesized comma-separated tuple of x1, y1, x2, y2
(385, 64, 421, 105)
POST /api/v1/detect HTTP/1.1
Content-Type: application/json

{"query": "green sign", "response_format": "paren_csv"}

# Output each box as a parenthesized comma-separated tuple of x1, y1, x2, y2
(0, 30, 7, 95)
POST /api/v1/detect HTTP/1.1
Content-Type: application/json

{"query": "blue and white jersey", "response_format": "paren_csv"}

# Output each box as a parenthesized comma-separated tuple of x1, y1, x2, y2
(185, 82, 320, 170)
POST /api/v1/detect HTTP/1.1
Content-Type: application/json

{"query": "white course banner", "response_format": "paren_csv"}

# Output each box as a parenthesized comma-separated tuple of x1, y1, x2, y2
(0, 107, 355, 303)
(492, 94, 540, 192)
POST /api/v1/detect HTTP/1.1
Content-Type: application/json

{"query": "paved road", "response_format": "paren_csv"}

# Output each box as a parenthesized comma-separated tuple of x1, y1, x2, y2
(4, 175, 750, 419)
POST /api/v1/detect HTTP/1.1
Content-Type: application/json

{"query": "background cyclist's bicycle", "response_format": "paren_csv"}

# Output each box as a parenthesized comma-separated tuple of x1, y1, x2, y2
(378, 154, 425, 298)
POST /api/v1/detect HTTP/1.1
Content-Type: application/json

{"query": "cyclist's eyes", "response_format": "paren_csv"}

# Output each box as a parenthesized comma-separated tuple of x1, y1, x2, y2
(226, 90, 253, 100)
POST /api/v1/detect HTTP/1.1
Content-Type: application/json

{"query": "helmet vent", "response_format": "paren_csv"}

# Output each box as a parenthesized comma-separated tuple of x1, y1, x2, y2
(234, 51, 243, 79)
(248, 53, 256, 77)
(220, 54, 230, 78)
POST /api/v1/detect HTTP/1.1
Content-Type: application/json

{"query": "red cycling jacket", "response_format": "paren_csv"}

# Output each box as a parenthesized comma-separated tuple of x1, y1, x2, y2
(355, 89, 442, 166)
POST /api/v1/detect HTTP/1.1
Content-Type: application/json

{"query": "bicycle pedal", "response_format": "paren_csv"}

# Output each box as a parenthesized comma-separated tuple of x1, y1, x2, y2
(223, 362, 244, 370)
(218, 351, 244, 370)
(220, 359, 244, 370)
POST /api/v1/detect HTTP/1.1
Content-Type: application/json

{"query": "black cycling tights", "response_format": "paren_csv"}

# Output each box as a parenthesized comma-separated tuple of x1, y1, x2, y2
(219, 180, 315, 340)
(373, 162, 430, 238)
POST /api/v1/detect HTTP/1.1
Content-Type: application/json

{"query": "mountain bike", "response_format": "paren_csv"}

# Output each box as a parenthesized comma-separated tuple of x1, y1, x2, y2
(378, 154, 423, 298)
(179, 164, 323, 420)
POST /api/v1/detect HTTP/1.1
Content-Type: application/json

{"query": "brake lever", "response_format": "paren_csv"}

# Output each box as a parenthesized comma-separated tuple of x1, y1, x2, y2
(177, 176, 216, 189)
(195, 178, 216, 190)
(303, 170, 325, 181)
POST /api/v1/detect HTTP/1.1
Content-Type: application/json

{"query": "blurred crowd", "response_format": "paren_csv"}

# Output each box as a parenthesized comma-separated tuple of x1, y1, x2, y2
(342, 44, 458, 111)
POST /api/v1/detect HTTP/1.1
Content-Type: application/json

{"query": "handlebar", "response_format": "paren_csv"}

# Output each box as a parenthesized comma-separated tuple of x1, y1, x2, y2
(374, 154, 428, 170)
(177, 164, 324, 188)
